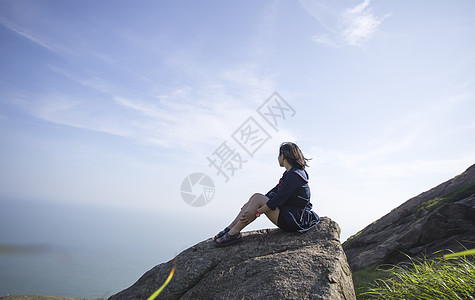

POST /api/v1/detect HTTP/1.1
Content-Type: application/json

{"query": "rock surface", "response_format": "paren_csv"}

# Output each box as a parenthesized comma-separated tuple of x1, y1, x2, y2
(343, 164, 475, 271)
(110, 217, 355, 300)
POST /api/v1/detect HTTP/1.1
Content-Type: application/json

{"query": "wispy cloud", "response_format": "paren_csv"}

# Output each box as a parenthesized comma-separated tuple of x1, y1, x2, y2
(340, 0, 386, 46)
(313, 91, 474, 180)
(0, 2, 278, 155)
(0, 15, 58, 54)
(301, 0, 389, 47)
(12, 64, 276, 155)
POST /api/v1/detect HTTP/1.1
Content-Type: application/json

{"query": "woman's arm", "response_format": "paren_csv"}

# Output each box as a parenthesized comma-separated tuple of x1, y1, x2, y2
(240, 204, 272, 223)
(265, 184, 279, 199)
(265, 172, 301, 210)
(240, 204, 271, 223)
(257, 204, 271, 214)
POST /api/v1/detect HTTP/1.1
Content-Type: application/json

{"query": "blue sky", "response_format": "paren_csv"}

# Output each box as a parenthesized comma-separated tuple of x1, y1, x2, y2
(1, 0, 474, 246)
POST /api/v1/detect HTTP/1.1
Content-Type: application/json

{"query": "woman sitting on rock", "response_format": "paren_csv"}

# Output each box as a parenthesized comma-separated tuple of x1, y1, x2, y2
(214, 142, 320, 246)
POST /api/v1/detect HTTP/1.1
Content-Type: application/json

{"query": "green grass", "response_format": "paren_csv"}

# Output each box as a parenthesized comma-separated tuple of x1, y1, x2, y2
(415, 183, 475, 215)
(352, 266, 391, 298)
(353, 255, 475, 299)
(345, 229, 364, 244)
(344, 222, 378, 245)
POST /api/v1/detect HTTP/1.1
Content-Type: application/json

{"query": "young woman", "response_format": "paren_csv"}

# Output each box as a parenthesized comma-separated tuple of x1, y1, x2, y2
(214, 142, 320, 246)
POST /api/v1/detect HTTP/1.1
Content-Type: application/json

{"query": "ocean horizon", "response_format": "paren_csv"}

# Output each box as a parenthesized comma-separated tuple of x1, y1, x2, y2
(0, 198, 194, 298)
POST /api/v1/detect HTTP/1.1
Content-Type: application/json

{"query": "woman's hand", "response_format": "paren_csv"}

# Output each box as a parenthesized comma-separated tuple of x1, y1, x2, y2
(240, 209, 256, 223)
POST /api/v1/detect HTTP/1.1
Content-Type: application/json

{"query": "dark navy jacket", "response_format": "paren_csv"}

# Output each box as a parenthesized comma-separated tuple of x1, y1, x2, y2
(266, 167, 311, 210)
(265, 167, 319, 233)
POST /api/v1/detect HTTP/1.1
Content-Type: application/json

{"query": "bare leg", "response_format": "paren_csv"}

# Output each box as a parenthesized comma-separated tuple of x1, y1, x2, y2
(226, 200, 252, 230)
(228, 193, 280, 235)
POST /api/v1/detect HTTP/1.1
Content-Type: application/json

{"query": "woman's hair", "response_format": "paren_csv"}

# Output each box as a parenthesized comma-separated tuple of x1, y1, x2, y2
(279, 142, 310, 170)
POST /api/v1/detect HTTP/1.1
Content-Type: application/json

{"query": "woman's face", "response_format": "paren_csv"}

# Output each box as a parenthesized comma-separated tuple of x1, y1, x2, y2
(278, 153, 284, 167)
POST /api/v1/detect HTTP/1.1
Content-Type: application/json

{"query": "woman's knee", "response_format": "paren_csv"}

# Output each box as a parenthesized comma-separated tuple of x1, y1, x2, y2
(249, 193, 268, 205)
(241, 194, 262, 209)
(251, 192, 264, 199)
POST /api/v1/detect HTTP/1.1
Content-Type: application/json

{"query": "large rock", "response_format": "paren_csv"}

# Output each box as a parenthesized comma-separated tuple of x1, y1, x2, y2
(110, 217, 355, 300)
(343, 164, 475, 271)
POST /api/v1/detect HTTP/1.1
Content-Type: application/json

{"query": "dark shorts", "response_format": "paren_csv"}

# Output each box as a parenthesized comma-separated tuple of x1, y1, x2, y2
(277, 206, 320, 233)
(277, 210, 295, 232)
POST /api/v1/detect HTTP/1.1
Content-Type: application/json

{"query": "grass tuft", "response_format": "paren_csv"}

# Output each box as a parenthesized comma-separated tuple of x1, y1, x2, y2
(355, 254, 475, 299)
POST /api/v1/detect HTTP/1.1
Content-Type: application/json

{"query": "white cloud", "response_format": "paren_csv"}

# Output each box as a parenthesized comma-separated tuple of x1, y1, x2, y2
(11, 64, 278, 156)
(0, 15, 50, 50)
(340, 0, 384, 46)
(301, 0, 388, 47)
(0, 6, 278, 155)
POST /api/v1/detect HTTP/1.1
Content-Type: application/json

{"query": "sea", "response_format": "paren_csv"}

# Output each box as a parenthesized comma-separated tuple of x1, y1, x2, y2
(0, 198, 206, 298)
